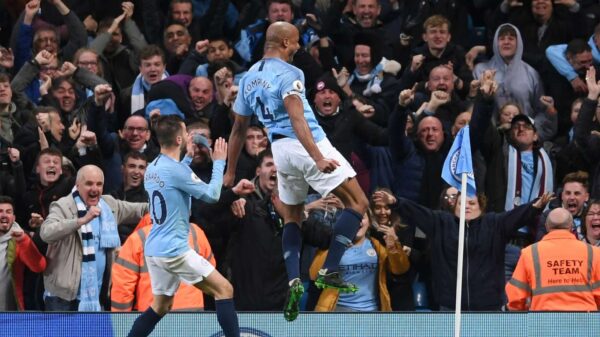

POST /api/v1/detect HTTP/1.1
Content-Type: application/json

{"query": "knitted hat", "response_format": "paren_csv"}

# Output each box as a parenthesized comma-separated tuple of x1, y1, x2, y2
(353, 31, 383, 67)
(310, 73, 344, 102)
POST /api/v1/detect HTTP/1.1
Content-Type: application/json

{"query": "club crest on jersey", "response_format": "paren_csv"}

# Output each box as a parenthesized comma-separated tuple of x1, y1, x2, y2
(191, 172, 202, 183)
(293, 80, 303, 92)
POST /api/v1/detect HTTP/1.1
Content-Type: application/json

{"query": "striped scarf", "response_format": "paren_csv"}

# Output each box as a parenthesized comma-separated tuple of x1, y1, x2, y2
(74, 191, 120, 311)
(130, 71, 169, 114)
(504, 146, 553, 211)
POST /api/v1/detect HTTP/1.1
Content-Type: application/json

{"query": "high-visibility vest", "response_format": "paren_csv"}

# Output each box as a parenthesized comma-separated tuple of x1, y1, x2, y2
(110, 214, 216, 311)
(506, 230, 600, 311)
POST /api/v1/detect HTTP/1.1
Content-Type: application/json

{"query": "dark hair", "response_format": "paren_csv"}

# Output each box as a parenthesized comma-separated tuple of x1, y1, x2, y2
(566, 39, 591, 57)
(139, 45, 166, 64)
(207, 60, 236, 82)
(50, 76, 76, 93)
(369, 187, 406, 229)
(0, 195, 14, 208)
(155, 115, 184, 148)
(267, 0, 293, 9)
(452, 192, 488, 214)
(169, 0, 193, 11)
(163, 21, 189, 39)
(439, 185, 458, 212)
(0, 73, 10, 83)
(257, 148, 273, 167)
(123, 151, 148, 164)
(581, 199, 600, 238)
(497, 25, 517, 38)
(208, 36, 233, 47)
(35, 148, 63, 167)
(562, 171, 589, 190)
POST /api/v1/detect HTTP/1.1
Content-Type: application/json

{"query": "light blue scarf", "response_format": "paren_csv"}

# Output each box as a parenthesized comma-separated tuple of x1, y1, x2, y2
(130, 71, 169, 114)
(348, 58, 386, 97)
(74, 191, 120, 311)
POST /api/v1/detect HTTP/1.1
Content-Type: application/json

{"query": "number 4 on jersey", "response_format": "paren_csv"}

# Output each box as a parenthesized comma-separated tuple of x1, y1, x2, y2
(256, 97, 274, 121)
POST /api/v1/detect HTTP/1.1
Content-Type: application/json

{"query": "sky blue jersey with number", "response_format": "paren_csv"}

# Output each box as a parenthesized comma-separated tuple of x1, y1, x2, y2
(144, 154, 225, 257)
(233, 57, 326, 143)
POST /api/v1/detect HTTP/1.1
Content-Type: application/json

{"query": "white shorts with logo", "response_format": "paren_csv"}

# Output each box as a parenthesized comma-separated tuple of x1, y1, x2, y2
(272, 137, 356, 205)
(146, 249, 215, 296)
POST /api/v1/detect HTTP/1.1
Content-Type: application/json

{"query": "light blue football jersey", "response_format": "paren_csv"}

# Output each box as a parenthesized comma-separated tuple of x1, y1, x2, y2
(233, 57, 326, 143)
(144, 154, 225, 257)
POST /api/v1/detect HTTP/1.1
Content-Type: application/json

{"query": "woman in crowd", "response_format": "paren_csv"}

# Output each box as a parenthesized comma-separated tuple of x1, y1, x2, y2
(309, 208, 409, 312)
(371, 189, 552, 310)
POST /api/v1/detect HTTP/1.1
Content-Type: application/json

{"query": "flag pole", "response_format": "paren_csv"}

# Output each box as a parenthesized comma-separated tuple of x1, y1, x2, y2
(454, 172, 468, 337)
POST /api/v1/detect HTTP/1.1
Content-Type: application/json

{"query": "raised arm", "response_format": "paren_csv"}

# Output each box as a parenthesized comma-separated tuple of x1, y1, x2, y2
(55, 0, 87, 62)
(224, 114, 251, 186)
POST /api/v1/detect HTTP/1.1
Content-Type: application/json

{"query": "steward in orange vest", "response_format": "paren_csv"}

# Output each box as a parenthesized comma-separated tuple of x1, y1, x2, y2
(111, 214, 216, 311)
(506, 208, 600, 311)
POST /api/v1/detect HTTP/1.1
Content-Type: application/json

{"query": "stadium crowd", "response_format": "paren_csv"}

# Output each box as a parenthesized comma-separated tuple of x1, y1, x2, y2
(0, 0, 599, 313)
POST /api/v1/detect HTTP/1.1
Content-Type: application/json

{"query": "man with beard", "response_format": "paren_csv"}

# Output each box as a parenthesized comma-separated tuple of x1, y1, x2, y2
(163, 22, 192, 74)
(0, 196, 46, 311)
(235, 0, 321, 88)
(188, 76, 216, 123)
(111, 152, 149, 243)
(40, 165, 148, 311)
(320, 0, 399, 71)
(311, 73, 387, 161)
(536, 171, 590, 241)
(226, 22, 369, 322)
(126, 115, 241, 337)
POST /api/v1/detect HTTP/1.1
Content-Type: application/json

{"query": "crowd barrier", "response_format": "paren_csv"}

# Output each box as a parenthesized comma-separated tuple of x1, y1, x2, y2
(1, 311, 599, 337)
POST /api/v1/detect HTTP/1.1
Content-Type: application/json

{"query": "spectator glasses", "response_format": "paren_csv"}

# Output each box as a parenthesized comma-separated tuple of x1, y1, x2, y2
(124, 126, 148, 133)
(444, 194, 457, 201)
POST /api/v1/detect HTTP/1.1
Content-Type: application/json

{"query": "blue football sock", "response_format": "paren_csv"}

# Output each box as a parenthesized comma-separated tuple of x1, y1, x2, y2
(322, 208, 363, 272)
(282, 222, 303, 282)
(215, 298, 240, 337)
(127, 306, 162, 337)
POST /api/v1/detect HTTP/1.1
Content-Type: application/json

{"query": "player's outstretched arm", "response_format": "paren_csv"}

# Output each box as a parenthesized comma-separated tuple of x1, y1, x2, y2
(224, 114, 251, 186)
(284, 95, 339, 173)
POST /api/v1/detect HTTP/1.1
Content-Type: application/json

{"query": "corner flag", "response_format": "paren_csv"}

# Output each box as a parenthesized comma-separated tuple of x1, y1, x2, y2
(441, 125, 477, 197)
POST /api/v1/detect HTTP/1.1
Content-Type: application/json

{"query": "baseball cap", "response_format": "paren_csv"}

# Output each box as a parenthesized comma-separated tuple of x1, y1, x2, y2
(510, 114, 536, 131)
